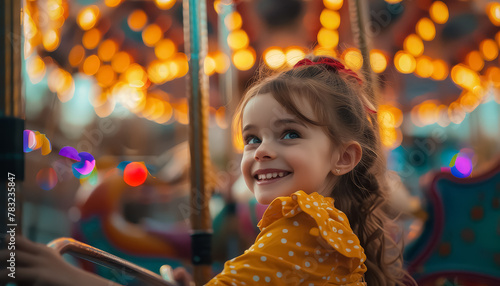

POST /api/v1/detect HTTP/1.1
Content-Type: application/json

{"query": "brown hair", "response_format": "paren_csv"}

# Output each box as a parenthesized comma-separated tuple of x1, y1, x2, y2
(234, 55, 416, 286)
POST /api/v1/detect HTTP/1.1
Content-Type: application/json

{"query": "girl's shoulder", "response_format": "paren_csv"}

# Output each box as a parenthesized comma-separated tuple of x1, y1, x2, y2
(258, 190, 366, 261)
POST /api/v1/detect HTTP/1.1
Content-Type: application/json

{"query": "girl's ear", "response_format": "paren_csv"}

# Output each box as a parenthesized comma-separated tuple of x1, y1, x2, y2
(331, 141, 362, 175)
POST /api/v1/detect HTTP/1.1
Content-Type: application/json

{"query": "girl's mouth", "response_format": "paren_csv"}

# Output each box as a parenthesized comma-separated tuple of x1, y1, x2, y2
(254, 171, 292, 185)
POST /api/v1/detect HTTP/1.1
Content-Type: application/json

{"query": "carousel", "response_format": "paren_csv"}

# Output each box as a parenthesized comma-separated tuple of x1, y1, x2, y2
(1, 0, 500, 285)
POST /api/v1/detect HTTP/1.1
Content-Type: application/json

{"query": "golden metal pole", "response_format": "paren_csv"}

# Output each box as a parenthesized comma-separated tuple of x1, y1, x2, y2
(182, 0, 213, 284)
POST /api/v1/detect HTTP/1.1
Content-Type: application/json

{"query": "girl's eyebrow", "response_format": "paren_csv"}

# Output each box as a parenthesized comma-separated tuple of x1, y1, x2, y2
(242, 118, 306, 132)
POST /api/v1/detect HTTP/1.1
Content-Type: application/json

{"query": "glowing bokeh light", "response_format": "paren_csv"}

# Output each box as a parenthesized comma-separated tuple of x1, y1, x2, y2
(404, 34, 424, 57)
(232, 47, 256, 71)
(204, 55, 216, 76)
(105, 0, 122, 7)
(479, 39, 499, 61)
(264, 47, 286, 69)
(27, 55, 46, 84)
(155, 0, 176, 10)
(82, 28, 101, 50)
(142, 24, 162, 47)
(122, 162, 148, 187)
(415, 56, 434, 78)
(128, 10, 148, 31)
(451, 64, 481, 90)
(486, 2, 500, 26)
(431, 59, 448, 80)
(125, 64, 147, 87)
(98, 40, 118, 62)
(416, 17, 436, 41)
(342, 48, 363, 71)
(465, 51, 484, 71)
(83, 55, 101, 76)
(111, 51, 132, 73)
(323, 0, 343, 10)
(227, 29, 249, 50)
(430, 1, 449, 24)
(224, 11, 242, 31)
(36, 168, 58, 191)
(42, 29, 60, 52)
(155, 39, 176, 60)
(370, 50, 387, 73)
(69, 45, 85, 67)
(449, 153, 473, 178)
(317, 28, 339, 49)
(96, 65, 116, 87)
(77, 5, 99, 31)
(320, 9, 340, 30)
(394, 51, 416, 74)
(214, 51, 230, 74)
(285, 47, 305, 67)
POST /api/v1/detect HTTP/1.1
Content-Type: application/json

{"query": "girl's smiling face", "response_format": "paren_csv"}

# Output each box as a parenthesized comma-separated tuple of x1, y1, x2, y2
(241, 93, 339, 205)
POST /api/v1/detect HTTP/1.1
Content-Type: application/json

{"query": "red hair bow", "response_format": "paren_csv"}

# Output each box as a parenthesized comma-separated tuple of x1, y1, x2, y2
(293, 58, 363, 85)
(294, 58, 377, 114)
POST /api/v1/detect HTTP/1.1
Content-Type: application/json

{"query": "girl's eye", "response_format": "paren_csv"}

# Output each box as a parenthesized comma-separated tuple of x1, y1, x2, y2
(282, 130, 301, 140)
(244, 135, 261, 145)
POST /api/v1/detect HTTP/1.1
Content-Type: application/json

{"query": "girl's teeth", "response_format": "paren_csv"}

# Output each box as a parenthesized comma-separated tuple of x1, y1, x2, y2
(279, 172, 284, 177)
(266, 173, 272, 179)
(257, 172, 289, 181)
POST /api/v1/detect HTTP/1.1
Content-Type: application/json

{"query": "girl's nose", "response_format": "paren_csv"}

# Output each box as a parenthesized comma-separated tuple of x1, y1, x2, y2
(254, 142, 276, 161)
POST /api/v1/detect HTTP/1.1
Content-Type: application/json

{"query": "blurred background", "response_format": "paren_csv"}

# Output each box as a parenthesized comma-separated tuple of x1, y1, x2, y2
(17, 0, 500, 285)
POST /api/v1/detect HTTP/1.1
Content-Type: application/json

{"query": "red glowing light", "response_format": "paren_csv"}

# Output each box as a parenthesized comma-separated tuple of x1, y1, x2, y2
(123, 162, 148, 186)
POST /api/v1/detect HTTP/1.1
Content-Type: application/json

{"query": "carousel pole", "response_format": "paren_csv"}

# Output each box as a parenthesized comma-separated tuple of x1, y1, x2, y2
(0, 0, 24, 247)
(348, 0, 378, 105)
(182, 0, 213, 284)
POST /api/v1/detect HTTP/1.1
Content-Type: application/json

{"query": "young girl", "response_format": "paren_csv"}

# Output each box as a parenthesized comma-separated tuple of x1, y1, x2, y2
(0, 56, 414, 286)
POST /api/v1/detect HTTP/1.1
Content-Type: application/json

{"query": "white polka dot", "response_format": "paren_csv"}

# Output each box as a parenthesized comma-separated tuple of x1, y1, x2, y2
(297, 207, 301, 212)
(282, 201, 286, 205)
(338, 229, 343, 234)
(253, 275, 260, 281)
(323, 231, 328, 236)
(231, 270, 237, 274)
(265, 276, 271, 282)
(276, 272, 282, 278)
(342, 278, 347, 282)
(266, 232, 272, 237)
(296, 242, 302, 247)
(295, 265, 301, 270)
(282, 229, 288, 233)
(327, 276, 331, 280)
(317, 213, 321, 217)
(305, 261, 311, 267)
(305, 251, 309, 255)
(322, 276, 326, 280)
(361, 258, 364, 262)
(244, 264, 250, 267)
(313, 202, 319, 206)
(261, 256, 267, 261)
(281, 238, 287, 244)
(258, 243, 264, 248)
(232, 282, 236, 286)
(316, 250, 321, 255)
(346, 248, 351, 252)
(332, 227, 337, 232)
(331, 267, 336, 271)
(354, 245, 360, 249)
(329, 238, 334, 242)
(348, 240, 353, 244)
(293, 221, 299, 226)
(318, 258, 323, 262)
(306, 198, 310, 201)
(327, 207, 333, 211)
(319, 226, 322, 230)
(336, 277, 341, 282)
(305, 204, 311, 208)
(334, 244, 339, 248)
(230, 265, 235, 268)
(279, 257, 283, 260)
(290, 210, 295, 215)
(289, 251, 294, 256)
(338, 215, 344, 221)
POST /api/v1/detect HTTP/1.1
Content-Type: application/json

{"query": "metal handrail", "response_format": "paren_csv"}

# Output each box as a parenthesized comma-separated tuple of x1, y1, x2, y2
(48, 237, 179, 286)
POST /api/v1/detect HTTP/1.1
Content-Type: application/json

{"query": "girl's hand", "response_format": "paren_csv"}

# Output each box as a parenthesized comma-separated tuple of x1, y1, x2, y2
(173, 267, 194, 286)
(0, 235, 120, 286)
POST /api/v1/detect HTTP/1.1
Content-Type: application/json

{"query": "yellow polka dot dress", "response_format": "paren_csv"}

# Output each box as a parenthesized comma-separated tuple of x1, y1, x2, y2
(205, 190, 367, 285)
